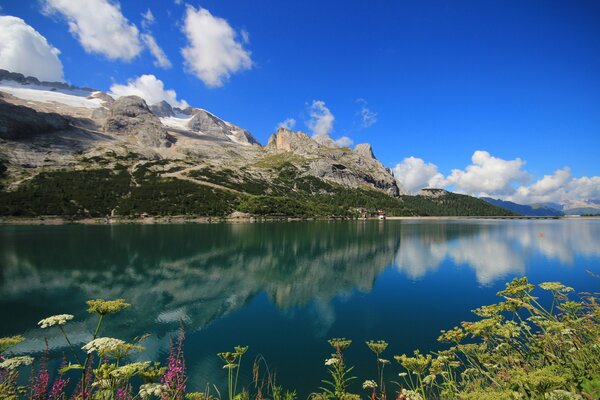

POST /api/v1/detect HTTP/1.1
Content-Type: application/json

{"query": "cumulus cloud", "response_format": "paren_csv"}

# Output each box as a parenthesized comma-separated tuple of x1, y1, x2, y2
(43, 0, 142, 61)
(510, 168, 571, 204)
(445, 150, 530, 196)
(356, 98, 377, 128)
(277, 118, 296, 130)
(305, 100, 355, 148)
(0, 16, 64, 81)
(393, 157, 446, 193)
(508, 168, 600, 205)
(307, 100, 334, 137)
(181, 6, 252, 87)
(141, 34, 172, 69)
(110, 74, 189, 108)
(394, 150, 600, 204)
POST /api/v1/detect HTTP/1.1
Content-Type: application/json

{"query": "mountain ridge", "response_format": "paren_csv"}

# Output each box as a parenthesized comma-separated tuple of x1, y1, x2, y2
(0, 69, 516, 218)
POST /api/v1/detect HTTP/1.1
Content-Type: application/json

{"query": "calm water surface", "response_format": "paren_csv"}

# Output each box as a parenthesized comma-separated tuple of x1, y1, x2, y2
(1, 219, 599, 395)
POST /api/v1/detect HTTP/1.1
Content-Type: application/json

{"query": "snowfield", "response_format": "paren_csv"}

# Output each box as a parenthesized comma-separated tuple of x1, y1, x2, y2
(0, 80, 105, 109)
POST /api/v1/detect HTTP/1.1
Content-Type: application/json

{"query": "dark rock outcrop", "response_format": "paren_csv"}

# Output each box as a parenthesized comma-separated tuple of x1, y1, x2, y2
(150, 100, 174, 118)
(0, 100, 69, 140)
(103, 96, 172, 148)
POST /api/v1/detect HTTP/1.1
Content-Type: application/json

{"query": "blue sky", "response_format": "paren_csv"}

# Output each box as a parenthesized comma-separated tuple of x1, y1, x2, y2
(1, 0, 599, 203)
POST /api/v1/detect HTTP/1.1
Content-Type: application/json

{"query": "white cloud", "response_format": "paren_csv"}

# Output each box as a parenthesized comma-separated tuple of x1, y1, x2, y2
(305, 100, 355, 148)
(393, 157, 446, 193)
(110, 74, 188, 108)
(277, 118, 296, 130)
(141, 34, 172, 69)
(508, 168, 600, 204)
(0, 16, 64, 82)
(181, 6, 252, 87)
(141, 9, 154, 29)
(569, 176, 600, 200)
(394, 157, 445, 193)
(445, 150, 529, 196)
(335, 136, 354, 148)
(42, 0, 142, 61)
(510, 168, 571, 204)
(356, 99, 377, 128)
(307, 100, 334, 137)
(394, 150, 600, 204)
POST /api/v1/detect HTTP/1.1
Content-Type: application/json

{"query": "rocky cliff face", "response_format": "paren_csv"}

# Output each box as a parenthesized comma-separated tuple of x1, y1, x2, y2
(103, 96, 172, 148)
(267, 128, 405, 196)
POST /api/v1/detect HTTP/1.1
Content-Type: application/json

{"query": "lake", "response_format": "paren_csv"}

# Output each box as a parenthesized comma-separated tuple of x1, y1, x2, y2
(1, 219, 598, 396)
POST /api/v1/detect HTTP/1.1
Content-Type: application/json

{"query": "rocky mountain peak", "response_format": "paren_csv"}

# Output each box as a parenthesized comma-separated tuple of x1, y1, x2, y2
(354, 143, 375, 159)
(267, 128, 313, 151)
(187, 109, 260, 146)
(103, 95, 172, 148)
(150, 100, 174, 117)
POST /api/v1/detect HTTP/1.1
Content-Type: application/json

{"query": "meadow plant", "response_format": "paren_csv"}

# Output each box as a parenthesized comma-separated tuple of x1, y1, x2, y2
(0, 277, 598, 399)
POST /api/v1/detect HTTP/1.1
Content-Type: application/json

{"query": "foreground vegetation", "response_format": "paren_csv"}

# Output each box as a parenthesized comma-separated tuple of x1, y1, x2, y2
(1, 277, 598, 399)
(0, 165, 515, 218)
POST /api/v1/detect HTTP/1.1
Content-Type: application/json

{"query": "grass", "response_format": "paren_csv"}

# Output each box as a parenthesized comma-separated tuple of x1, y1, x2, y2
(0, 277, 598, 399)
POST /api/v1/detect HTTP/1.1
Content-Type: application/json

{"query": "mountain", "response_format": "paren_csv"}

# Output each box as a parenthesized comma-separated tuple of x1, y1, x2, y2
(481, 197, 564, 216)
(562, 199, 600, 215)
(0, 69, 515, 219)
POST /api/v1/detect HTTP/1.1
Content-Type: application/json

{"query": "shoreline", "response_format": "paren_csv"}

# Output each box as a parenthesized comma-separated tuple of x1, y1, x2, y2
(0, 215, 594, 225)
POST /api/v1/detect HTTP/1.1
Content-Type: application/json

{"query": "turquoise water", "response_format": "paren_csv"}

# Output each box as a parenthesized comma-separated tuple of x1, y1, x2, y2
(0, 219, 598, 395)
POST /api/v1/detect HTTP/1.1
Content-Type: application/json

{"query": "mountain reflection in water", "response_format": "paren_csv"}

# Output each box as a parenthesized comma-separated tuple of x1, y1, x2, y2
(1, 219, 598, 393)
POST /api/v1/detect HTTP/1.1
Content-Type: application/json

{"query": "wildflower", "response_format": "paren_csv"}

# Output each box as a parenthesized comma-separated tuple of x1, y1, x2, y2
(362, 380, 377, 389)
(139, 383, 167, 398)
(539, 282, 574, 293)
(324, 357, 339, 366)
(38, 314, 74, 328)
(82, 337, 125, 354)
(438, 327, 466, 343)
(378, 358, 390, 365)
(398, 372, 407, 377)
(217, 351, 238, 364)
(394, 351, 431, 375)
(86, 299, 130, 315)
(497, 277, 534, 298)
(110, 362, 150, 379)
(328, 338, 352, 351)
(423, 374, 436, 385)
(400, 389, 424, 400)
(366, 340, 388, 355)
(0, 335, 24, 352)
(91, 379, 111, 389)
(49, 375, 69, 400)
(234, 345, 248, 356)
(0, 356, 34, 369)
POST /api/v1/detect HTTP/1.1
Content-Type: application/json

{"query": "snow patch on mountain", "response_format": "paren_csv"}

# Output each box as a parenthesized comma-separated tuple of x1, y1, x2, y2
(0, 80, 104, 109)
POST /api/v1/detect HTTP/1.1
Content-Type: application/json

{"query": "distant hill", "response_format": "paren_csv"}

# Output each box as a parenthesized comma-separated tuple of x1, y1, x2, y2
(481, 197, 564, 216)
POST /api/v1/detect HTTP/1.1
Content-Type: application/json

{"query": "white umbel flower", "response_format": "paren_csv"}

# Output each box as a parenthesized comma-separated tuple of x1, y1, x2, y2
(139, 383, 167, 398)
(38, 314, 74, 328)
(82, 337, 125, 354)
(0, 356, 34, 370)
(362, 380, 377, 389)
(324, 357, 339, 366)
